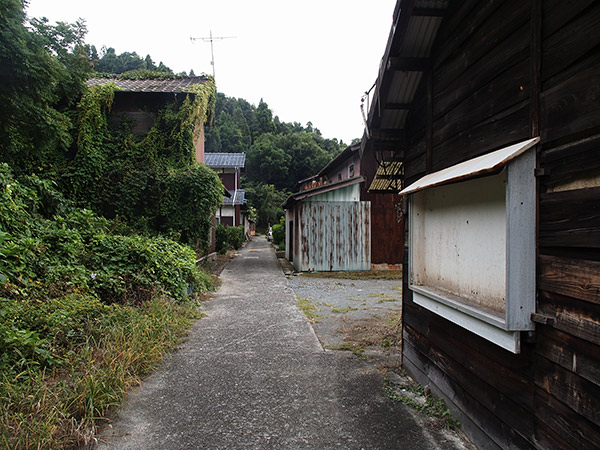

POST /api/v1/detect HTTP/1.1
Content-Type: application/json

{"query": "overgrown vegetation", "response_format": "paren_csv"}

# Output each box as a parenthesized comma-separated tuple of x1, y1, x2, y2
(215, 224, 245, 253)
(68, 78, 222, 250)
(0, 165, 216, 447)
(0, 4, 222, 447)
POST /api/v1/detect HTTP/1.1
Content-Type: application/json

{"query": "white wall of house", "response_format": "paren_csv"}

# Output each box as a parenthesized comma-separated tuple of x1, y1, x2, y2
(216, 205, 236, 225)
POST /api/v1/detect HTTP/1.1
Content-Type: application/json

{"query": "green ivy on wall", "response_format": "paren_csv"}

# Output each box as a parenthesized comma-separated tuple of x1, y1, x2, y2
(66, 77, 222, 251)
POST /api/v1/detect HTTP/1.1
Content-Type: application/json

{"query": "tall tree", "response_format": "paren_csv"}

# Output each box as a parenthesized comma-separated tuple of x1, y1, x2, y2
(0, 0, 91, 174)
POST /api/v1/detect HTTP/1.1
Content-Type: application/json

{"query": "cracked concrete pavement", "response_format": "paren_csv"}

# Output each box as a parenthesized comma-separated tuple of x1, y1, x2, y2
(97, 237, 472, 449)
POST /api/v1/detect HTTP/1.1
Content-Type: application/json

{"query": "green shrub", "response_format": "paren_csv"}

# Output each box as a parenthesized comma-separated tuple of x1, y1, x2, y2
(215, 224, 245, 253)
(0, 165, 212, 306)
(272, 216, 285, 245)
(227, 226, 245, 250)
(215, 224, 228, 253)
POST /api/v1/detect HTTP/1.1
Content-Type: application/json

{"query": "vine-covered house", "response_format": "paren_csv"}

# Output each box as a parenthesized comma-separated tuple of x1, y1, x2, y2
(83, 75, 223, 252)
(364, 0, 600, 448)
(87, 76, 212, 163)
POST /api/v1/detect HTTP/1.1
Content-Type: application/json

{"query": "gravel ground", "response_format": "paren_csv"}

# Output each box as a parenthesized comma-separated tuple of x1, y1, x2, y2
(283, 265, 476, 449)
(285, 271, 403, 368)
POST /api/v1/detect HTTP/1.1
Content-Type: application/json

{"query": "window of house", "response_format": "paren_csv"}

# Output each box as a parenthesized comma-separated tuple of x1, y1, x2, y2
(338, 173, 342, 181)
(349, 164, 355, 178)
(401, 137, 539, 353)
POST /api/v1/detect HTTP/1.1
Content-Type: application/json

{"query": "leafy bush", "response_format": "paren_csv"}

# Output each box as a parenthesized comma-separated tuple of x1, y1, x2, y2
(272, 216, 285, 245)
(227, 226, 245, 250)
(0, 164, 214, 308)
(215, 224, 245, 253)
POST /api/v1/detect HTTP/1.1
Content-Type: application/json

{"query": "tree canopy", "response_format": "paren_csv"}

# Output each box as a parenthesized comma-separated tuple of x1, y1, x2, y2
(205, 93, 348, 227)
(94, 46, 173, 74)
(0, 0, 92, 175)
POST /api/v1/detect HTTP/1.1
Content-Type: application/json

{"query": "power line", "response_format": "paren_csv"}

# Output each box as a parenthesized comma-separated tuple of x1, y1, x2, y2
(190, 30, 236, 79)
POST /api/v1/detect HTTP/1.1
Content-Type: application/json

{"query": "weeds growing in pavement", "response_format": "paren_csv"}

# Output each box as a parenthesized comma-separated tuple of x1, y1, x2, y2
(383, 375, 461, 429)
(297, 297, 322, 323)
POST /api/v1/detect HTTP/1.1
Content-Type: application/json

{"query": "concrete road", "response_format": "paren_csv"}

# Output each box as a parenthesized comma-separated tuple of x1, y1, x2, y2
(97, 238, 469, 449)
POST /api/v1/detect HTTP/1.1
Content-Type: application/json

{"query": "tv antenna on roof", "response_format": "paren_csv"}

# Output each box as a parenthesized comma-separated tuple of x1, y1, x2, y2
(190, 30, 236, 80)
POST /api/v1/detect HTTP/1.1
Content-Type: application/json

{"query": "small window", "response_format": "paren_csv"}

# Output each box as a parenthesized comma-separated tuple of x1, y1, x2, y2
(349, 164, 355, 178)
(401, 138, 539, 353)
(338, 173, 342, 181)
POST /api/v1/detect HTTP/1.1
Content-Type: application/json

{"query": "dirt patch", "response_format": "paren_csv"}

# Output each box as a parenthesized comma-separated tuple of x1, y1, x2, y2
(339, 310, 401, 352)
(300, 270, 403, 280)
(200, 253, 234, 277)
(287, 271, 403, 370)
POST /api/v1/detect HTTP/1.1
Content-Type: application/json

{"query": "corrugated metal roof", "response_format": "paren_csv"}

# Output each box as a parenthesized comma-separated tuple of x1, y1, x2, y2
(87, 76, 209, 93)
(283, 176, 366, 209)
(369, 161, 403, 192)
(367, 0, 448, 132)
(400, 137, 540, 195)
(204, 153, 246, 168)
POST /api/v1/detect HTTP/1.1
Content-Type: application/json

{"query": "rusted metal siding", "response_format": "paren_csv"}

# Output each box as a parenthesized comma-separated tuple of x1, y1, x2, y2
(296, 202, 371, 272)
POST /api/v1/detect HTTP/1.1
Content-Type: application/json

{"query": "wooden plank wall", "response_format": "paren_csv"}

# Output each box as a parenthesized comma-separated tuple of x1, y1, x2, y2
(401, 0, 600, 448)
(367, 192, 404, 264)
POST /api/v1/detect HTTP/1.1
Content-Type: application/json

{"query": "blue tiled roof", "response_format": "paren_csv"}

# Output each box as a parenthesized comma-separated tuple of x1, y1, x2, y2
(205, 153, 246, 168)
(223, 189, 246, 205)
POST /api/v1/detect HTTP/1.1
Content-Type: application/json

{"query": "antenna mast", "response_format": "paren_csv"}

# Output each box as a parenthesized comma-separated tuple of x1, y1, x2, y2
(190, 30, 236, 79)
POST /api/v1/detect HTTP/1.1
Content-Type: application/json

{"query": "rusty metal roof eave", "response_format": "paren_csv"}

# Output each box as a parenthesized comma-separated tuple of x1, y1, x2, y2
(282, 176, 366, 209)
(400, 137, 540, 195)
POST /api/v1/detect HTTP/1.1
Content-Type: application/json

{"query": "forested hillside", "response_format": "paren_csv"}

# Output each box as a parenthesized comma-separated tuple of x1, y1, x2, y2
(206, 93, 347, 227)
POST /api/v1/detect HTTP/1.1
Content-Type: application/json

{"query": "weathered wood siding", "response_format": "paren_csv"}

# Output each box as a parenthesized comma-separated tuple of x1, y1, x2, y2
(294, 202, 371, 272)
(368, 192, 404, 265)
(401, 0, 600, 448)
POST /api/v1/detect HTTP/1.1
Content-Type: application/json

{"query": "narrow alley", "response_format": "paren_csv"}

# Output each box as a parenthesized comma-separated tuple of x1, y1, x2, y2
(98, 238, 470, 449)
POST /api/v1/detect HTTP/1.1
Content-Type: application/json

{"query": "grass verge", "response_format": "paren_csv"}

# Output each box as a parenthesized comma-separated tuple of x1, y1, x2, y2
(0, 296, 202, 449)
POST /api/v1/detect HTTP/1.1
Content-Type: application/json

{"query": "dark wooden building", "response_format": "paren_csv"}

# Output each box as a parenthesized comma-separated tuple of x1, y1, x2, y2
(364, 0, 600, 448)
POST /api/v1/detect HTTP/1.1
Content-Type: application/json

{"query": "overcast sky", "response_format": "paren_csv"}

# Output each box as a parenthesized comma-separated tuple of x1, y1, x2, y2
(26, 0, 396, 144)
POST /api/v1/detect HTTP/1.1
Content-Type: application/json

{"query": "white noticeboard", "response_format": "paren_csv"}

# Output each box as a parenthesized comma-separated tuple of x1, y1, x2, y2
(403, 138, 539, 354)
